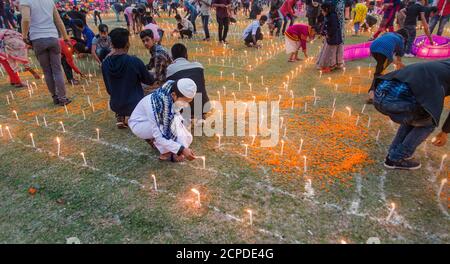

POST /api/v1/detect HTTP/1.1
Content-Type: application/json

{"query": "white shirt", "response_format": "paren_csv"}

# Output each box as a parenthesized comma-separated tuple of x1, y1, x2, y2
(242, 20, 260, 39)
(129, 95, 183, 154)
(20, 0, 58, 41)
(199, 0, 212, 16)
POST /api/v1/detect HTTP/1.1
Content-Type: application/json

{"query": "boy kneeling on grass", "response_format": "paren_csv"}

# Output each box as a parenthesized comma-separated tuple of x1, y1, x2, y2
(172, 14, 194, 39)
(129, 78, 197, 162)
(101, 28, 155, 129)
(242, 15, 268, 48)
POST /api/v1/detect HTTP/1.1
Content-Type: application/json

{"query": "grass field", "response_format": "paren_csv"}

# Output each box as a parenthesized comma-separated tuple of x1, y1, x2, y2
(0, 10, 449, 243)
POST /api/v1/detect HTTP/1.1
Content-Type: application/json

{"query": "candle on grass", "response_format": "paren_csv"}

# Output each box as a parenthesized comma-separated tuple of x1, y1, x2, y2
(151, 174, 158, 191)
(96, 128, 100, 141)
(386, 202, 396, 222)
(376, 130, 381, 142)
(361, 104, 367, 114)
(297, 138, 304, 154)
(5, 126, 12, 139)
(30, 133, 35, 148)
(344, 105, 352, 117)
(438, 178, 447, 198)
(191, 188, 201, 207)
(439, 154, 447, 171)
(303, 155, 307, 173)
(81, 152, 87, 166)
(43, 116, 48, 127)
(280, 140, 285, 156)
(0, 125, 3, 137)
(6, 95, 10, 105)
(251, 135, 256, 146)
(59, 121, 66, 133)
(56, 137, 61, 157)
(246, 209, 253, 226)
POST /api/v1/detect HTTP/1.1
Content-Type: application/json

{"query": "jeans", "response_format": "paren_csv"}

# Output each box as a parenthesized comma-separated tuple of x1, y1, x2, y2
(217, 16, 230, 42)
(429, 14, 450, 36)
(96, 47, 111, 62)
(32, 37, 67, 100)
(201, 15, 210, 39)
(94, 11, 102, 26)
(404, 25, 416, 54)
(373, 81, 435, 161)
(189, 11, 198, 33)
(354, 22, 360, 34)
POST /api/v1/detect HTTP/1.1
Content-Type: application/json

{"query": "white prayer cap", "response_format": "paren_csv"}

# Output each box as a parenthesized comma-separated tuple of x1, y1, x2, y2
(177, 78, 197, 99)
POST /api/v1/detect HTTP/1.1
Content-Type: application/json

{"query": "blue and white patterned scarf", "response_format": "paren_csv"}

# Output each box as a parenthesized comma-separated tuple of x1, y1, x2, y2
(151, 80, 177, 140)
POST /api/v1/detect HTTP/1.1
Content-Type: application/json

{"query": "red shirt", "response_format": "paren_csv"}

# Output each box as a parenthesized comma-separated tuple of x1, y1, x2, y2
(437, 0, 450, 16)
(59, 39, 81, 74)
(285, 24, 310, 51)
(212, 0, 231, 18)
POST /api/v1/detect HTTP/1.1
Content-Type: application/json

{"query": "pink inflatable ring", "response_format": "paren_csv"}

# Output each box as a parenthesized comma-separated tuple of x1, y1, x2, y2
(412, 35, 450, 59)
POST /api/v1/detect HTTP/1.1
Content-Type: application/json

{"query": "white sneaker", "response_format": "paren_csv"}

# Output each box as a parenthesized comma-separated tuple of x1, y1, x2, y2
(404, 53, 415, 58)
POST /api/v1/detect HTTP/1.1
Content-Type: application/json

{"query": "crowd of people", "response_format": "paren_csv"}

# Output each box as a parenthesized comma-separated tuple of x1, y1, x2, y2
(0, 0, 449, 170)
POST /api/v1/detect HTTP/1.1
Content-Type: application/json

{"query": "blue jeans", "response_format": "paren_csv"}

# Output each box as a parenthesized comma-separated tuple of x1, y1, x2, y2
(354, 22, 360, 34)
(374, 81, 435, 161)
(404, 25, 416, 54)
(429, 14, 450, 36)
(201, 15, 210, 39)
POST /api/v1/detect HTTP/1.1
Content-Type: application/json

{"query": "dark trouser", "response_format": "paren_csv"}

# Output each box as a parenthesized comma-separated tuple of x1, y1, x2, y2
(374, 81, 434, 161)
(180, 29, 193, 39)
(307, 16, 317, 27)
(94, 11, 102, 26)
(369, 52, 391, 92)
(0, 13, 10, 29)
(32, 37, 67, 100)
(189, 12, 198, 33)
(201, 15, 210, 39)
(404, 25, 416, 54)
(271, 19, 282, 36)
(217, 16, 230, 42)
(96, 47, 111, 62)
(244, 27, 263, 45)
(282, 14, 294, 34)
(429, 14, 450, 36)
(61, 56, 74, 82)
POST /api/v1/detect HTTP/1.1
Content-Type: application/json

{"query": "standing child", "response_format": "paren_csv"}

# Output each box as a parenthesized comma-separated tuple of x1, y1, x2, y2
(352, 0, 368, 36)
(403, 0, 433, 57)
(284, 23, 316, 62)
(316, 3, 344, 73)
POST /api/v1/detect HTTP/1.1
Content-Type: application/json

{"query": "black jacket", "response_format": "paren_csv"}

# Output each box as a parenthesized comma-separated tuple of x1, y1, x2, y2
(102, 54, 155, 116)
(378, 59, 450, 132)
(166, 58, 210, 117)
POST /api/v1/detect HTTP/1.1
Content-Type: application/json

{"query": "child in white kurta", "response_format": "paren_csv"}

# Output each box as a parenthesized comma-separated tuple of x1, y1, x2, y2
(129, 79, 197, 161)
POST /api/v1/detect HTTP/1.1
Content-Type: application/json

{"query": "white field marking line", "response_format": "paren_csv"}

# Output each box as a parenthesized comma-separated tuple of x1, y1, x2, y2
(0, 114, 158, 161)
(379, 170, 388, 202)
(219, 136, 443, 234)
(1, 124, 294, 242)
(347, 174, 367, 217)
(7, 137, 145, 189)
(208, 205, 286, 242)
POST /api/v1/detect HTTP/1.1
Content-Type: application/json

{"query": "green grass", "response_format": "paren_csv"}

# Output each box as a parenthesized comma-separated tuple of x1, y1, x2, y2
(0, 12, 448, 244)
